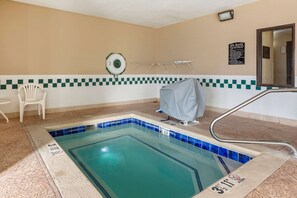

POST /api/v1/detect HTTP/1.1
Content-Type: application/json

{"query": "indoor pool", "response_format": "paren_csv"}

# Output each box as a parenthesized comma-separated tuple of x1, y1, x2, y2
(50, 118, 247, 198)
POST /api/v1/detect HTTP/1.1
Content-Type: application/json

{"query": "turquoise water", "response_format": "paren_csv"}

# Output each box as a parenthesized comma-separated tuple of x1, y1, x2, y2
(55, 124, 225, 198)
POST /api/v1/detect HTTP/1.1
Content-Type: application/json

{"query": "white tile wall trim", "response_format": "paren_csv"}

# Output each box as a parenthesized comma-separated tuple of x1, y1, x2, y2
(0, 74, 296, 121)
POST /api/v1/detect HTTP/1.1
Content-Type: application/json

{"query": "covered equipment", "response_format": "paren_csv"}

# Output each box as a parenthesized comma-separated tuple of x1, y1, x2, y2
(160, 78, 206, 123)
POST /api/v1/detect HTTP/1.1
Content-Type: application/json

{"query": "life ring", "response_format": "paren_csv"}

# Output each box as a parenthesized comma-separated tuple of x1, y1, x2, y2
(106, 53, 126, 77)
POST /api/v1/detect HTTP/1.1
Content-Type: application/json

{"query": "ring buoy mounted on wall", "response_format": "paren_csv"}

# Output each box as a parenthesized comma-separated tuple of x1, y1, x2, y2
(106, 53, 126, 78)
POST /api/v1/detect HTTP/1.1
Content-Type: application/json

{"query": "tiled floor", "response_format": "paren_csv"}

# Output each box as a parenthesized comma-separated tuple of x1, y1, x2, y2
(1, 101, 297, 197)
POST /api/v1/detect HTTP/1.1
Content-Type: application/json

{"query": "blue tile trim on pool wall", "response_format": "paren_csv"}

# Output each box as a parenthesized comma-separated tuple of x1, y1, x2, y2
(48, 118, 252, 164)
(49, 125, 86, 137)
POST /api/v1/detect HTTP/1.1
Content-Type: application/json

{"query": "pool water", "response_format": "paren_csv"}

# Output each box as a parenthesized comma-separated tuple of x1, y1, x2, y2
(55, 123, 240, 198)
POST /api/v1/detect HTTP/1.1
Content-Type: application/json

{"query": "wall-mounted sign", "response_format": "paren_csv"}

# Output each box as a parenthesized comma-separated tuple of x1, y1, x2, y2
(228, 42, 245, 65)
(262, 46, 270, 59)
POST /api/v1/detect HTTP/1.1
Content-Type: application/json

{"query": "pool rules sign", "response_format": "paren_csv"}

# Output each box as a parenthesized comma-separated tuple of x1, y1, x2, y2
(228, 42, 245, 65)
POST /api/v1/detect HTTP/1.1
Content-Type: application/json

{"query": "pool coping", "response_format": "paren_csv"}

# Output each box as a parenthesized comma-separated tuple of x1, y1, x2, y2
(49, 117, 253, 164)
(26, 112, 290, 198)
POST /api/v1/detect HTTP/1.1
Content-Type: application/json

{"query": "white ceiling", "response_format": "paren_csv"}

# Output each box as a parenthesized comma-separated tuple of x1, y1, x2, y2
(13, 0, 258, 28)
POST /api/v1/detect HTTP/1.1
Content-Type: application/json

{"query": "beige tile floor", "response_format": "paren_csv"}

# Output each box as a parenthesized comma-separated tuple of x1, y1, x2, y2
(1, 101, 297, 197)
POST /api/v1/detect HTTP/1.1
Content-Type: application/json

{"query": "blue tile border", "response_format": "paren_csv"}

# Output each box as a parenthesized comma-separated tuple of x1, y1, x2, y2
(48, 117, 253, 164)
(49, 126, 86, 137)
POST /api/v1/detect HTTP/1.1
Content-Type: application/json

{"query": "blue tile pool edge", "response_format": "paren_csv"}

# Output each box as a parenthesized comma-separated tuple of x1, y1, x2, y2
(48, 117, 253, 164)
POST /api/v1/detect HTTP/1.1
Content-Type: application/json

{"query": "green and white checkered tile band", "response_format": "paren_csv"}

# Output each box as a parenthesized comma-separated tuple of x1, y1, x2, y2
(0, 77, 170, 90)
(199, 78, 268, 90)
(0, 76, 268, 91)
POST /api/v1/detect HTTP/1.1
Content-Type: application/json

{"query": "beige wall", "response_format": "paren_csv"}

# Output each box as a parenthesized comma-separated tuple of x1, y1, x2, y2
(156, 0, 297, 75)
(1, 0, 296, 76)
(0, 0, 156, 75)
(262, 31, 274, 84)
(274, 30, 292, 85)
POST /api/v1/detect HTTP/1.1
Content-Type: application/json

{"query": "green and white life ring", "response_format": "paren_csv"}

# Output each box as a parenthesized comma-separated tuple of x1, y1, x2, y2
(106, 53, 126, 77)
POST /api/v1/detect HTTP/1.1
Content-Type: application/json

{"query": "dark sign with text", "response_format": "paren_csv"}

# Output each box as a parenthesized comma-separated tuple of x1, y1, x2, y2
(228, 42, 245, 65)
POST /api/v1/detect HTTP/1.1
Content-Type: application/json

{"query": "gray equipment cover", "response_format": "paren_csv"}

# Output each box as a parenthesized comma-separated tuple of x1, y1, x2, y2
(160, 78, 206, 122)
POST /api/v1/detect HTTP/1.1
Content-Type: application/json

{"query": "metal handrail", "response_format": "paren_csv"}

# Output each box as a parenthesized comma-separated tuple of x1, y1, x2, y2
(209, 88, 297, 157)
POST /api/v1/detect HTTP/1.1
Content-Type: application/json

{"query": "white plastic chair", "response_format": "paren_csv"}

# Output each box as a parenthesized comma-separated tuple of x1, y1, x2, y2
(18, 84, 46, 122)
